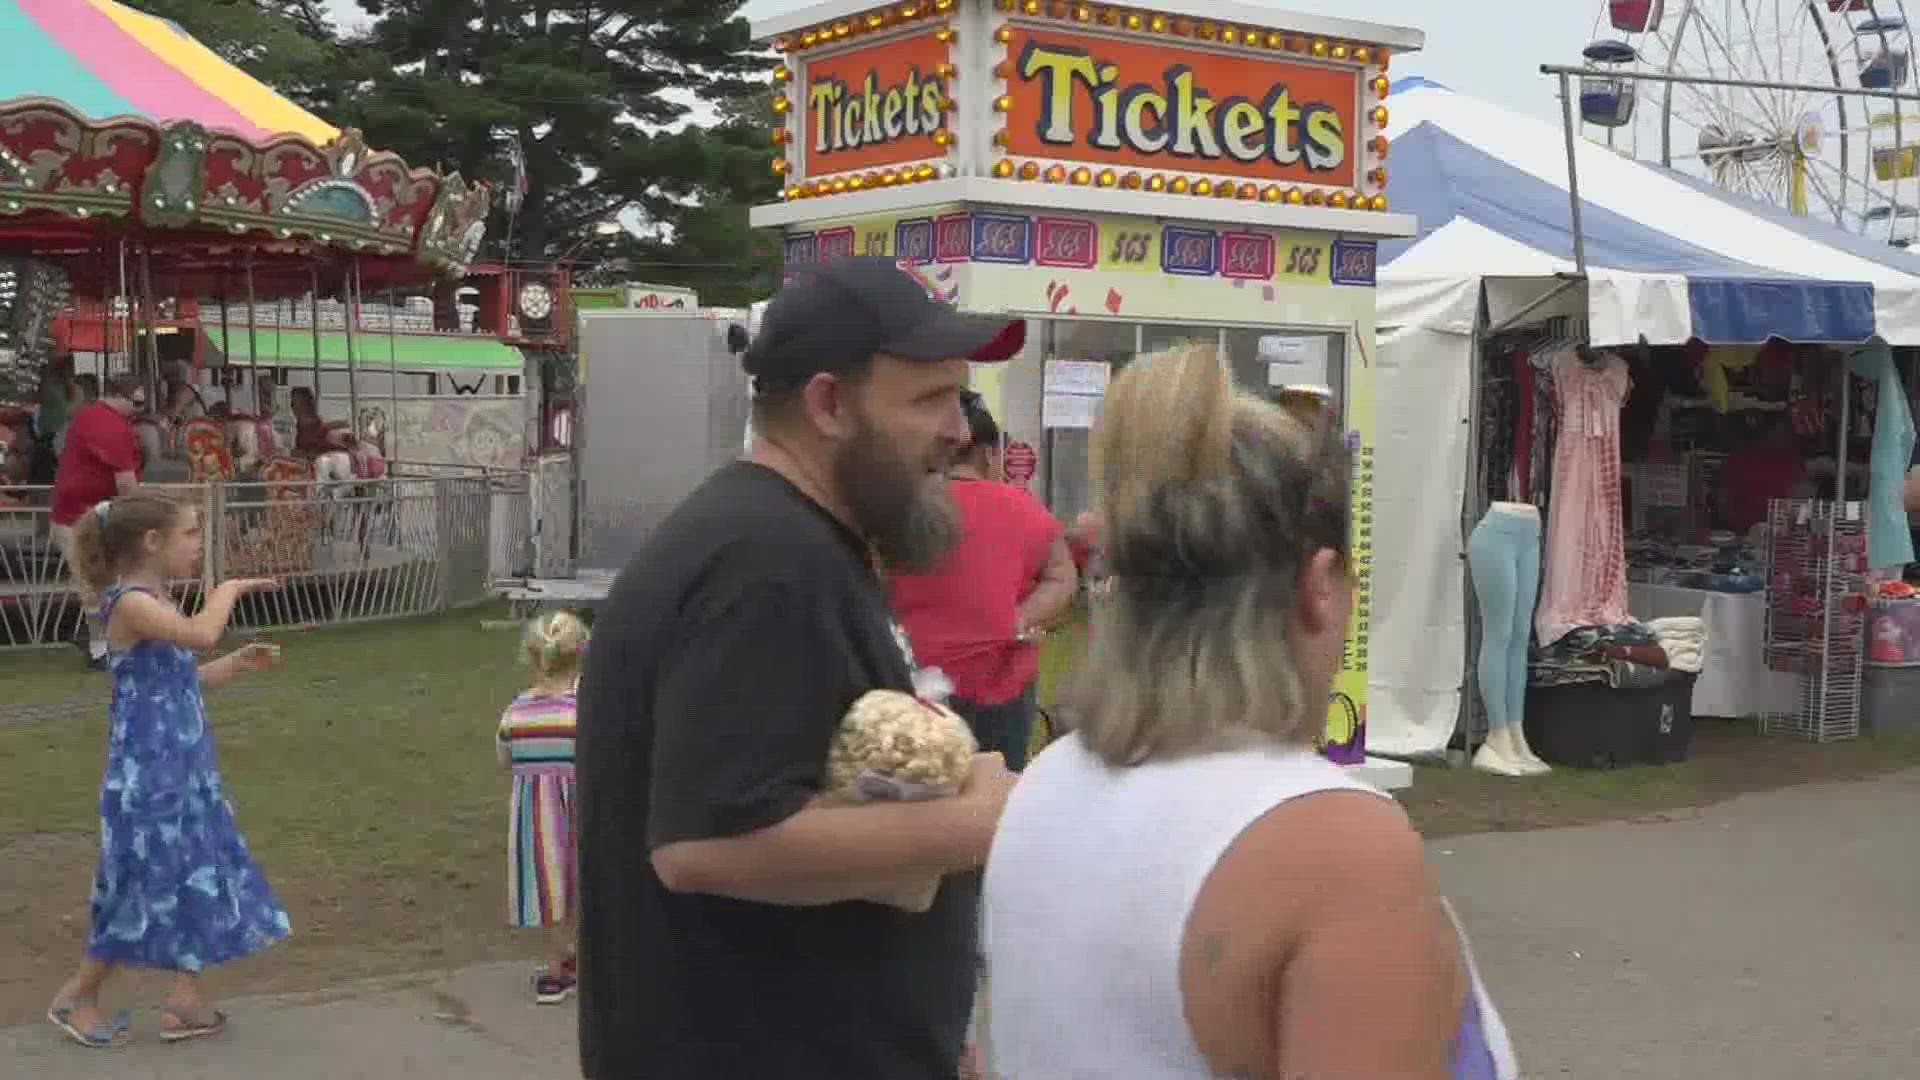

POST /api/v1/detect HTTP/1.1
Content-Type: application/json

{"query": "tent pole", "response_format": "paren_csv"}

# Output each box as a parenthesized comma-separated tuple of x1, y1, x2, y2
(1557, 72, 1588, 276)
(1484, 276, 1587, 336)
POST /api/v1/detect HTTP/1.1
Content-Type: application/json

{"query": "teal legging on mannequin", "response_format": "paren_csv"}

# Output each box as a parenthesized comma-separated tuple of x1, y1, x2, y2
(1467, 506, 1541, 731)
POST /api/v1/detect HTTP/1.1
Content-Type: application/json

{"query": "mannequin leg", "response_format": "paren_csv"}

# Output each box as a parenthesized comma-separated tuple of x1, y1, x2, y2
(1507, 527, 1550, 773)
(1466, 518, 1529, 777)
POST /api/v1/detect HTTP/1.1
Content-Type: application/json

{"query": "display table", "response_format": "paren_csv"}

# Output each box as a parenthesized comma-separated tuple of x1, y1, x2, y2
(1627, 582, 1798, 719)
(1347, 757, 1413, 793)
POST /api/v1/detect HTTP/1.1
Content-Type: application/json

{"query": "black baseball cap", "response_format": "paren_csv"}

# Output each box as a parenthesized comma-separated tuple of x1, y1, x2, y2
(746, 257, 1026, 390)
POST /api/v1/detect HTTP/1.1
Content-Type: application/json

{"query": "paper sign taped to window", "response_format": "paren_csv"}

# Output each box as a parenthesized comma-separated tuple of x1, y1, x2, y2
(1043, 393, 1101, 429)
(1044, 359, 1109, 396)
(1261, 335, 1330, 389)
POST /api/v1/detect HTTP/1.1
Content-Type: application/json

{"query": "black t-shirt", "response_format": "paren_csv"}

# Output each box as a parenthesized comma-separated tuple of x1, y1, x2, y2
(575, 461, 978, 1079)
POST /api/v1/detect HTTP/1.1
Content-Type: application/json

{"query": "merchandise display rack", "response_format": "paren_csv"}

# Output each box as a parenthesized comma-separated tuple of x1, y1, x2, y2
(1761, 498, 1867, 743)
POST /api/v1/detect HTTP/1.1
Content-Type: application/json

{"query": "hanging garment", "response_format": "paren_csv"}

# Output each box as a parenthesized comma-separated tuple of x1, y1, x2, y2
(1848, 341, 1916, 569)
(1535, 350, 1633, 647)
(1530, 354, 1559, 513)
(1510, 351, 1536, 502)
(1700, 343, 1762, 413)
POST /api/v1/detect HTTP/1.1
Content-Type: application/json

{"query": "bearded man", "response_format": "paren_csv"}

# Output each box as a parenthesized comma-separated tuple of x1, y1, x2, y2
(573, 257, 1025, 1079)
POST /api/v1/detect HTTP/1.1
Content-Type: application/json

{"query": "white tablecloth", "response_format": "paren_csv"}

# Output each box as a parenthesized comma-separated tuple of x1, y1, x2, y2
(1628, 583, 1798, 719)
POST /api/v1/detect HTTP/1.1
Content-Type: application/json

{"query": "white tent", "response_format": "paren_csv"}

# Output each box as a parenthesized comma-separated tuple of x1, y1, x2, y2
(1369, 79, 1920, 758)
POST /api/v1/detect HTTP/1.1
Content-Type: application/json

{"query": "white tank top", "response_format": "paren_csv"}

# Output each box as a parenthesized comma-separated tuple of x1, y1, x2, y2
(982, 734, 1519, 1079)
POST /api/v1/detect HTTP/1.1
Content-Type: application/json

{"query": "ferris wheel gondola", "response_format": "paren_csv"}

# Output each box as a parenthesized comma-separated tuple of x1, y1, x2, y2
(1581, 0, 1920, 247)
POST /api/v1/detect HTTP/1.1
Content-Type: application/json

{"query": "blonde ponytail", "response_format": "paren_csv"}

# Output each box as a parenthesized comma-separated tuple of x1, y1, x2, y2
(1092, 342, 1233, 527)
(521, 610, 590, 683)
(1070, 341, 1352, 766)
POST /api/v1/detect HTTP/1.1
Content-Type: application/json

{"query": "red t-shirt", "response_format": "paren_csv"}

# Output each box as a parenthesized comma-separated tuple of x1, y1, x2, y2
(51, 401, 139, 526)
(890, 479, 1062, 706)
(1723, 443, 1805, 533)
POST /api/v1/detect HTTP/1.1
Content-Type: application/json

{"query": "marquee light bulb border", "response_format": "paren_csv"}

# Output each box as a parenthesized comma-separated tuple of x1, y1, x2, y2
(768, 1, 1395, 212)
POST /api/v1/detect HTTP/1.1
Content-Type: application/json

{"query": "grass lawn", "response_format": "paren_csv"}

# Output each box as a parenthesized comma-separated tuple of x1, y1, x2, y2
(4, 603, 1919, 1026)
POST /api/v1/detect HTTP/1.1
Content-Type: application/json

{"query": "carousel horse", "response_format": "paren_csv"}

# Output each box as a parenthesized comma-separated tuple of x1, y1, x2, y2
(314, 421, 388, 554)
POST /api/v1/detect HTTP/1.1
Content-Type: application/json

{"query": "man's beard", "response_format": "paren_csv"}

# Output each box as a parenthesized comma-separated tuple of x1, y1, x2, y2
(834, 416, 960, 573)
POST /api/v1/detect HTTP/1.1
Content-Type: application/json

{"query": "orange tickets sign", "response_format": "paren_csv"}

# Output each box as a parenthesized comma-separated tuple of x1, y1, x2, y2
(1005, 28, 1360, 188)
(803, 32, 951, 177)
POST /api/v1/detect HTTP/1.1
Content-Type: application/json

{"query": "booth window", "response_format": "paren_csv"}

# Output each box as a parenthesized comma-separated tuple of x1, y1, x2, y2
(1225, 328, 1346, 404)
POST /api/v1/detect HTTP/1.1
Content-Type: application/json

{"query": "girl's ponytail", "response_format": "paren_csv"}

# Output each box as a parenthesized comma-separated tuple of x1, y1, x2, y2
(521, 610, 590, 682)
(68, 503, 112, 595)
(67, 492, 182, 594)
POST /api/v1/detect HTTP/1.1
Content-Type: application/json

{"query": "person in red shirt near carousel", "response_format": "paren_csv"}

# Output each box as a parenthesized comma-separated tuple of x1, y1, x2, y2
(889, 390, 1079, 770)
(50, 373, 146, 668)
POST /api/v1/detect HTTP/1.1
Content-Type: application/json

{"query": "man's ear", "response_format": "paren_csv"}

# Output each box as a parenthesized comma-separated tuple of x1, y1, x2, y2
(800, 372, 859, 440)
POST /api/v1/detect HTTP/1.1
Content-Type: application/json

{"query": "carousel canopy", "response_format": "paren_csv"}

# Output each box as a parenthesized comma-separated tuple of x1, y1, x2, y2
(0, 0, 489, 300)
(1377, 78, 1920, 347)
(0, 0, 335, 144)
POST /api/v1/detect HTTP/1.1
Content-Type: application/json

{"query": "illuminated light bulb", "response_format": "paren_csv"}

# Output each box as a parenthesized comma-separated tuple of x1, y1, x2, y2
(1020, 161, 1041, 180)
(1045, 164, 1067, 182)
(934, 130, 954, 146)
(1373, 76, 1390, 96)
(994, 96, 1013, 113)
(831, 178, 848, 192)
(1286, 188, 1304, 205)
(1193, 178, 1213, 195)
(800, 30, 818, 46)
(1311, 38, 1328, 56)
(1261, 185, 1282, 202)
(1332, 43, 1349, 60)
(936, 28, 955, 43)
(772, 66, 791, 82)
(1023, 0, 1040, 14)
(1074, 4, 1092, 20)
(992, 129, 1010, 146)
(904, 3, 922, 15)
(1071, 166, 1092, 184)
(1266, 32, 1284, 48)
(771, 158, 788, 174)
(848, 174, 866, 189)
(1373, 106, 1389, 127)
(1125, 12, 1142, 29)
(879, 171, 898, 186)
(1371, 194, 1389, 211)
(1217, 182, 1237, 199)
(935, 0, 954, 11)
(1121, 171, 1142, 189)
(936, 63, 956, 78)
(996, 0, 1014, 8)
(1373, 135, 1390, 158)
(1354, 47, 1371, 64)
(772, 96, 790, 114)
(1369, 167, 1387, 185)
(832, 21, 851, 37)
(813, 180, 830, 195)
(1220, 27, 1237, 43)
(1147, 174, 1166, 191)
(867, 14, 884, 29)
(1097, 169, 1117, 187)
(1237, 182, 1258, 199)
(1330, 192, 1348, 209)
(917, 164, 936, 180)
(996, 25, 1013, 41)
(1150, 14, 1169, 31)
(994, 159, 1015, 177)
(1169, 176, 1189, 193)
(1306, 190, 1326, 206)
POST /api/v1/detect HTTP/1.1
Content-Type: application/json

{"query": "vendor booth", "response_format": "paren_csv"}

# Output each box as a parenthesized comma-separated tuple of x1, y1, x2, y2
(751, 0, 1423, 789)
(1369, 78, 1920, 768)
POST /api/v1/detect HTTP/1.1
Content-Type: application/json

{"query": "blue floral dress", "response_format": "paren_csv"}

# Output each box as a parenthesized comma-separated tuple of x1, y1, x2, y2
(86, 584, 290, 971)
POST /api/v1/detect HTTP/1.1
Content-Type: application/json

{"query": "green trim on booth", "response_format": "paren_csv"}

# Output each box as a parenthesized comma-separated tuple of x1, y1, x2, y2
(219, 331, 526, 370)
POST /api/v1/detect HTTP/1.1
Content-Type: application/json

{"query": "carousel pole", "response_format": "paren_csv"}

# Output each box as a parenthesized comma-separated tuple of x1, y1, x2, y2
(344, 260, 362, 435)
(138, 246, 161, 410)
(308, 266, 324, 417)
(386, 286, 400, 463)
(244, 259, 260, 410)
(217, 272, 233, 412)
(115, 240, 131, 376)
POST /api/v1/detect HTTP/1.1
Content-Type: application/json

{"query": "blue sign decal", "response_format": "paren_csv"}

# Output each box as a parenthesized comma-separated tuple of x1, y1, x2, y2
(1161, 226, 1218, 276)
(972, 212, 1032, 265)
(1331, 238, 1378, 286)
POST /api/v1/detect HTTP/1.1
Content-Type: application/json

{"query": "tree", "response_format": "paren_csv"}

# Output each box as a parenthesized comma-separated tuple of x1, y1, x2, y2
(129, 1, 781, 306)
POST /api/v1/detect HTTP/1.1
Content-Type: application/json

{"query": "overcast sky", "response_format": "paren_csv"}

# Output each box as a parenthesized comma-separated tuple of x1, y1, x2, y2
(319, 1, 1591, 129)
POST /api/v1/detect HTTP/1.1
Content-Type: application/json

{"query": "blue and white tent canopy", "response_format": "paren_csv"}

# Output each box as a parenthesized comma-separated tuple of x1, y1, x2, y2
(1368, 79, 1920, 763)
(1378, 78, 1920, 347)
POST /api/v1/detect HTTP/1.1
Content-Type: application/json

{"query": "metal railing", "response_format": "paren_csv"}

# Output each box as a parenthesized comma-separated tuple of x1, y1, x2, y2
(0, 472, 512, 649)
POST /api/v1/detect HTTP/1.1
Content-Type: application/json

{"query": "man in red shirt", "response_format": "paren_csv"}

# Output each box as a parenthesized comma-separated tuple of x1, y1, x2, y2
(890, 392, 1078, 769)
(1722, 414, 1810, 534)
(51, 373, 145, 667)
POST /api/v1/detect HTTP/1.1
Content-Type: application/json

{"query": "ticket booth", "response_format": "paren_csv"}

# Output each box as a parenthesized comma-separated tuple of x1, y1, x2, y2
(751, 0, 1423, 788)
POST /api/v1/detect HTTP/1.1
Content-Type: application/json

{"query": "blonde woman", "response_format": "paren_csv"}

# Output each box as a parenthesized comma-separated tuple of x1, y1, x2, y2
(983, 344, 1518, 1079)
(497, 610, 589, 1004)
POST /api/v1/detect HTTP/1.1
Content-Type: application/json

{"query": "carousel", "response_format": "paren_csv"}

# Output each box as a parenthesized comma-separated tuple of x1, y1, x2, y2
(0, 0, 491, 647)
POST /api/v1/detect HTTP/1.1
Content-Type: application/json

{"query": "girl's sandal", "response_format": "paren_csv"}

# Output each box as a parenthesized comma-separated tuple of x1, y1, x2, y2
(159, 1006, 227, 1043)
(46, 1001, 133, 1048)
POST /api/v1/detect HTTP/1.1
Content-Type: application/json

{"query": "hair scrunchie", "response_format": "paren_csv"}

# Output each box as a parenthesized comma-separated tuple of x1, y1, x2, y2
(93, 500, 112, 525)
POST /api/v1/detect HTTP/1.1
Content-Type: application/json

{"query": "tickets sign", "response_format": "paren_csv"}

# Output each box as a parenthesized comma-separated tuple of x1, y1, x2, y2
(803, 33, 951, 176)
(1006, 29, 1360, 188)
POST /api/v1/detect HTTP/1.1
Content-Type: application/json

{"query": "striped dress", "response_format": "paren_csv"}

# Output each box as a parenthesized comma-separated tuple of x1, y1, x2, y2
(498, 691, 578, 929)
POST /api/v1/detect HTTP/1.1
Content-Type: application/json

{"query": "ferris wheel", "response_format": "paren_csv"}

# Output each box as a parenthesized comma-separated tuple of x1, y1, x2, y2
(1579, 0, 1920, 246)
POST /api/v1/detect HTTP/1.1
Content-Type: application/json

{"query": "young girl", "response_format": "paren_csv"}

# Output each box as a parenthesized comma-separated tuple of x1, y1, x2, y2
(497, 610, 587, 1004)
(47, 492, 287, 1048)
